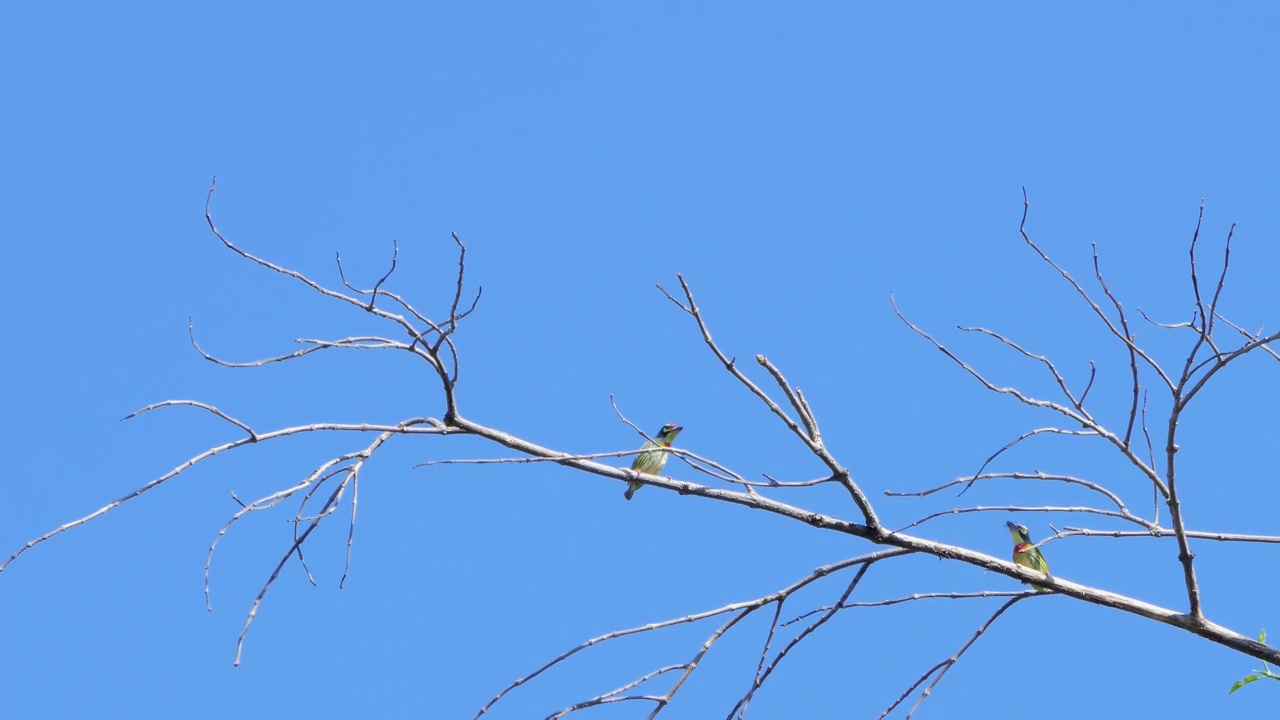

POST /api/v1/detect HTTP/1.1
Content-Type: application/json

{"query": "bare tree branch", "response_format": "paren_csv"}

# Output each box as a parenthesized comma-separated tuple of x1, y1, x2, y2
(957, 427, 1099, 497)
(2, 412, 445, 573)
(204, 177, 464, 419)
(1047, 526, 1280, 545)
(1139, 390, 1159, 524)
(784, 590, 1024, 626)
(956, 325, 1091, 418)
(896, 504, 1148, 534)
(544, 667, 681, 719)
(190, 320, 414, 369)
(890, 472, 1132, 515)
(124, 399, 257, 440)
(473, 550, 910, 719)
(1090, 244, 1141, 447)
(892, 295, 1168, 499)
(657, 275, 882, 529)
(726, 562, 876, 719)
(8, 183, 1279, 719)
(1215, 312, 1280, 363)
(205, 461, 351, 609)
(1017, 186, 1175, 393)
(1159, 210, 1239, 619)
(880, 597, 1025, 719)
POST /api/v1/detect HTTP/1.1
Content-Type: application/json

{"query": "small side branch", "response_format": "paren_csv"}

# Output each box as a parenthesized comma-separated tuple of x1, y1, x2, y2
(956, 325, 1092, 420)
(2, 414, 444, 573)
(957, 427, 1099, 497)
(234, 476, 348, 666)
(124, 399, 257, 440)
(543, 668, 681, 719)
(205, 460, 352, 609)
(1048, 526, 1280, 545)
(658, 274, 881, 529)
(190, 319, 414, 369)
(473, 550, 911, 719)
(892, 295, 1167, 499)
(755, 354, 822, 445)
(896, 504, 1149, 534)
(784, 590, 1023, 626)
(335, 239, 400, 311)
(1017, 187, 1174, 393)
(1161, 210, 1240, 620)
(1215, 313, 1280, 363)
(726, 563, 876, 719)
(894, 471, 1131, 515)
(1091, 245, 1141, 447)
(203, 177, 464, 419)
(880, 597, 1025, 719)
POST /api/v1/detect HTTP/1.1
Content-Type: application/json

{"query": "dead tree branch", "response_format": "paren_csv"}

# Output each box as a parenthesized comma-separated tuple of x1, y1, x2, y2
(3, 184, 1277, 718)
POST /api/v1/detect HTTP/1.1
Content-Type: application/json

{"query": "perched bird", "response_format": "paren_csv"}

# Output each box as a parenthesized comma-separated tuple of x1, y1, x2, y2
(624, 424, 683, 500)
(1006, 521, 1051, 592)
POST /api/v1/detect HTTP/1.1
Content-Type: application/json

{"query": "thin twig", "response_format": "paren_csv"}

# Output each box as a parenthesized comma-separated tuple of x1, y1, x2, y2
(896, 505, 1148, 534)
(1017, 187, 1174, 393)
(1091, 244, 1141, 447)
(893, 597, 1025, 719)
(1140, 391, 1158, 524)
(124, 399, 257, 440)
(890, 471, 1131, 514)
(755, 354, 822, 444)
(2, 416, 443, 573)
(1048, 526, 1280, 545)
(726, 563, 876, 719)
(958, 427, 1098, 497)
(206, 461, 351, 608)
(1214, 313, 1280, 363)
(234, 478, 348, 665)
(657, 276, 881, 529)
(892, 294, 1168, 498)
(473, 550, 910, 719)
(543, 666, 683, 719)
(784, 590, 1023, 626)
(957, 325, 1090, 418)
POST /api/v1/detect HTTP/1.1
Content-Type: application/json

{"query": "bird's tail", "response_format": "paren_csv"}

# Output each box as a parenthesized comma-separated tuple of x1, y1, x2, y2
(624, 485, 636, 501)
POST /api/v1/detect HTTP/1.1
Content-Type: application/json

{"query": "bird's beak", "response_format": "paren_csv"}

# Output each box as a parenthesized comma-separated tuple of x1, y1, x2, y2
(673, 426, 684, 432)
(1005, 521, 1018, 530)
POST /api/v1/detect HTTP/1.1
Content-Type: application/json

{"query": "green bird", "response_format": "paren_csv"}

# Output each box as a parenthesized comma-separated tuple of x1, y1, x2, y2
(1006, 521, 1051, 592)
(624, 423, 683, 500)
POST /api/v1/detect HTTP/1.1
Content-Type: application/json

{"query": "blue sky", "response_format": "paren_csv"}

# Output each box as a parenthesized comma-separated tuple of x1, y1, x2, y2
(3, 2, 1279, 717)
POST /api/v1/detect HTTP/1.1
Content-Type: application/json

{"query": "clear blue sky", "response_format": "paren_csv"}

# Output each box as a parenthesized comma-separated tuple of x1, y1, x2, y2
(3, 3, 1278, 717)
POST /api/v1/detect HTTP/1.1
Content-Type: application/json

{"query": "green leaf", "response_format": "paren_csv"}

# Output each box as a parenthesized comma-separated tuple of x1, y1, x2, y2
(1260, 629, 1268, 644)
(1229, 674, 1260, 695)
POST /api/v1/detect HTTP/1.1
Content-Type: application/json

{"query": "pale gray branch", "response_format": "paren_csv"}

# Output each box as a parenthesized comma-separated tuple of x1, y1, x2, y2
(957, 427, 1099, 497)
(887, 597, 1024, 719)
(474, 550, 908, 719)
(892, 295, 1168, 499)
(657, 275, 881, 529)
(896, 505, 1149, 534)
(1017, 187, 1175, 393)
(784, 590, 1024, 627)
(1049, 526, 1280, 545)
(889, 471, 1132, 514)
(2, 416, 444, 572)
